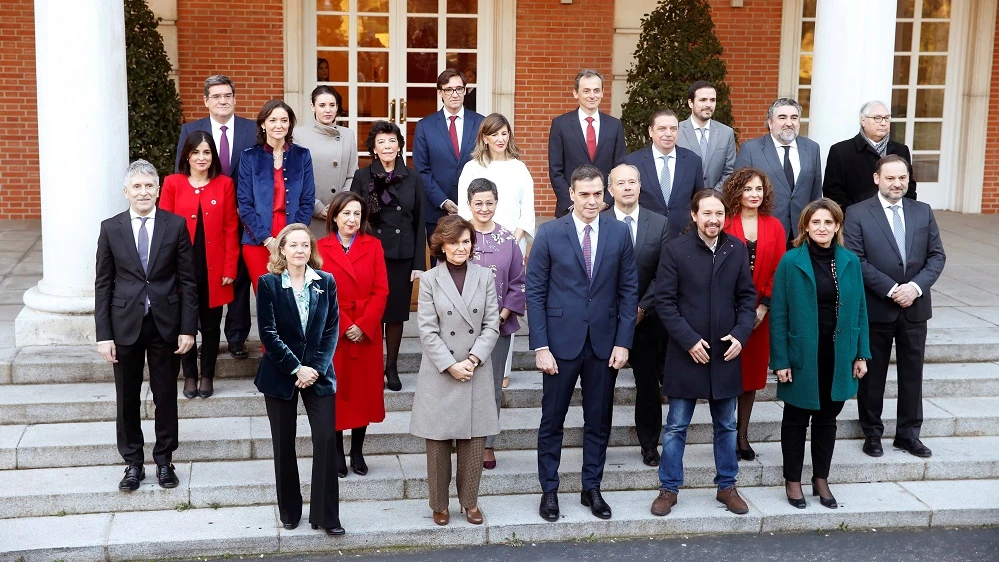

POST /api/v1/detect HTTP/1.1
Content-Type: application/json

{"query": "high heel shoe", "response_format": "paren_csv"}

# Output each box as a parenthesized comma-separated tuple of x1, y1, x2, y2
(461, 506, 484, 525)
(483, 447, 496, 470)
(736, 435, 756, 461)
(183, 378, 198, 399)
(785, 481, 806, 509)
(197, 377, 214, 398)
(811, 477, 838, 509)
(385, 364, 402, 392)
(311, 523, 346, 536)
(432, 510, 450, 526)
(350, 454, 368, 476)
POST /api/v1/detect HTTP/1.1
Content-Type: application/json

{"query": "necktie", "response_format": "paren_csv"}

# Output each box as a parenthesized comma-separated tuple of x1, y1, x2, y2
(582, 224, 593, 279)
(782, 145, 795, 190)
(624, 215, 635, 246)
(659, 155, 673, 208)
(585, 116, 597, 161)
(137, 216, 150, 315)
(698, 127, 708, 157)
(448, 115, 460, 159)
(220, 125, 230, 176)
(890, 205, 906, 273)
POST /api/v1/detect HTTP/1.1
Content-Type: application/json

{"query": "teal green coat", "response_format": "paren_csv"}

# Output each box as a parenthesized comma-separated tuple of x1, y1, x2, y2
(769, 243, 871, 410)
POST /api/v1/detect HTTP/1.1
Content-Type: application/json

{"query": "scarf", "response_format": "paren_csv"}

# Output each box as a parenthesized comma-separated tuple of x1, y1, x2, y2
(860, 128, 890, 157)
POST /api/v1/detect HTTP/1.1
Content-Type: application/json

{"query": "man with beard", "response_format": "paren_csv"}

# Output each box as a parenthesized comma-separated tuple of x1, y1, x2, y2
(735, 98, 822, 246)
(650, 189, 757, 517)
(677, 81, 737, 189)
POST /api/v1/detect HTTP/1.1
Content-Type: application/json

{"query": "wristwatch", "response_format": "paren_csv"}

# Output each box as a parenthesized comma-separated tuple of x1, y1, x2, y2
(469, 357, 481, 368)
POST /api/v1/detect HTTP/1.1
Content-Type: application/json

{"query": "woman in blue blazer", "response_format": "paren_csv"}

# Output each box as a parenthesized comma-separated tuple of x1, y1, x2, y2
(237, 100, 316, 293)
(770, 198, 870, 511)
(255, 223, 343, 536)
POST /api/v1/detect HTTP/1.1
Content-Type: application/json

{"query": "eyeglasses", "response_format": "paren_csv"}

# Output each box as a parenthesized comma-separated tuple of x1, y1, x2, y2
(865, 115, 891, 123)
(440, 87, 466, 96)
(208, 93, 235, 101)
(471, 200, 496, 209)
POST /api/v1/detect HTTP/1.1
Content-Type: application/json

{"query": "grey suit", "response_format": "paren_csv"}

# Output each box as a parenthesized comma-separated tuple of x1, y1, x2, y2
(844, 195, 946, 440)
(677, 118, 736, 189)
(734, 134, 823, 240)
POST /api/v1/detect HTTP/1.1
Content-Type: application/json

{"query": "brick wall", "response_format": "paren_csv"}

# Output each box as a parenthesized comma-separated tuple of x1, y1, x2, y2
(981, 19, 999, 213)
(516, 0, 616, 216)
(176, 0, 284, 123)
(0, 0, 39, 219)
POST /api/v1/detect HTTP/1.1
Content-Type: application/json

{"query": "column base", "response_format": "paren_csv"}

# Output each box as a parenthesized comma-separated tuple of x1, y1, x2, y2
(15, 286, 96, 346)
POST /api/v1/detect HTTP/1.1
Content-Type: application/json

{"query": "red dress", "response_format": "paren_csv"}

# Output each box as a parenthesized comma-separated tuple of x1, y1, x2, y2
(242, 167, 288, 292)
(317, 233, 390, 430)
(725, 214, 786, 391)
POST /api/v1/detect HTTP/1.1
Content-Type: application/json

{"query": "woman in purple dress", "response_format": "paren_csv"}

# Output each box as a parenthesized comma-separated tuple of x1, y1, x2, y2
(466, 178, 526, 470)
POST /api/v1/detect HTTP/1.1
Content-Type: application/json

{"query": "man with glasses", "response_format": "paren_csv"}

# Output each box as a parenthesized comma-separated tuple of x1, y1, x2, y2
(824, 100, 917, 212)
(413, 68, 484, 250)
(175, 75, 257, 359)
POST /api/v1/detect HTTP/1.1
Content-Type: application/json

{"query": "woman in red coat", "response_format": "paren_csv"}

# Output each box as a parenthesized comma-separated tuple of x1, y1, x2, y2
(160, 130, 240, 398)
(317, 191, 389, 477)
(722, 167, 786, 461)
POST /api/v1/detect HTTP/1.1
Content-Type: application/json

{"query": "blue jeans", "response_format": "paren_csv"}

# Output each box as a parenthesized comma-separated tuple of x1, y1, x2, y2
(658, 396, 738, 493)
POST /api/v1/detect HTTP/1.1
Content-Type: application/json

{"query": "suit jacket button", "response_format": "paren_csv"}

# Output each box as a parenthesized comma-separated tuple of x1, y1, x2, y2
(395, 229, 401, 233)
(447, 311, 452, 315)
(397, 206, 402, 211)
(377, 229, 382, 233)
(333, 161, 339, 168)
(449, 350, 454, 355)
(450, 331, 456, 336)
(584, 319, 588, 324)
(473, 308, 477, 313)
(468, 329, 474, 334)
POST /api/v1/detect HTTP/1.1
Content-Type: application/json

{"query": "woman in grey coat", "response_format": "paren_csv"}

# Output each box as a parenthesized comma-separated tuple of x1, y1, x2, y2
(411, 215, 499, 527)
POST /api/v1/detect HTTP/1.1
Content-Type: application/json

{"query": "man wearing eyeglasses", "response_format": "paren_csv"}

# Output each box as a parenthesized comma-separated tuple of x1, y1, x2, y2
(175, 75, 257, 359)
(823, 100, 917, 212)
(413, 68, 484, 253)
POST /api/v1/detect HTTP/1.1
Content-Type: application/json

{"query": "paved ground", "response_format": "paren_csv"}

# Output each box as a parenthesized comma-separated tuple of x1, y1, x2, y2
(185, 527, 999, 562)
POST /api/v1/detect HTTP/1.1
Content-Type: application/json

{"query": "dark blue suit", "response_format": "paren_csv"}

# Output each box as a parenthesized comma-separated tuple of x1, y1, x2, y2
(626, 145, 705, 240)
(412, 108, 483, 235)
(527, 213, 638, 492)
(175, 115, 258, 347)
(547, 111, 627, 217)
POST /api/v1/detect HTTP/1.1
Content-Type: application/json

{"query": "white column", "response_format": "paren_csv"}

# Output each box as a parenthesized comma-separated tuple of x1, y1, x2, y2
(16, 0, 129, 346)
(808, 0, 897, 169)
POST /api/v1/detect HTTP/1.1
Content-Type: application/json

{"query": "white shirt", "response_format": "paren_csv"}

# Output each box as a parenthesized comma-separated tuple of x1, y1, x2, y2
(578, 108, 600, 145)
(571, 211, 599, 272)
(651, 144, 677, 184)
(877, 193, 922, 298)
(613, 205, 639, 242)
(443, 106, 466, 152)
(456, 159, 536, 241)
(770, 135, 800, 185)
(210, 115, 236, 167)
(690, 116, 711, 145)
(129, 207, 156, 255)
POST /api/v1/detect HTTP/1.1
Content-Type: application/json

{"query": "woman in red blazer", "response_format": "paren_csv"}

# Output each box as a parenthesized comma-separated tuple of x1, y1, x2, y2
(160, 130, 240, 399)
(317, 191, 389, 477)
(722, 167, 786, 461)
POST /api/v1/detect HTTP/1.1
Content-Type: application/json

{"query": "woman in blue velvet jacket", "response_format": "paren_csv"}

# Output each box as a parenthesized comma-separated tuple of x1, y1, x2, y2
(237, 99, 316, 292)
(255, 223, 343, 537)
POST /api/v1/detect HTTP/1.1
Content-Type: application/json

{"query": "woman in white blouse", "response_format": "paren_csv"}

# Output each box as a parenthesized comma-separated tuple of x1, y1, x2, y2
(457, 113, 535, 252)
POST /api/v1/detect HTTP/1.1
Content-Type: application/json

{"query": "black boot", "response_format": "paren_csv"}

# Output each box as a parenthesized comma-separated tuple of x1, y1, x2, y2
(349, 427, 368, 476)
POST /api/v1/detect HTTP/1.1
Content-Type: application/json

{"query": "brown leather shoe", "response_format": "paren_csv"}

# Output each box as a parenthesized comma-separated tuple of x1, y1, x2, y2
(432, 509, 449, 526)
(462, 506, 484, 525)
(716, 486, 749, 514)
(650, 489, 677, 516)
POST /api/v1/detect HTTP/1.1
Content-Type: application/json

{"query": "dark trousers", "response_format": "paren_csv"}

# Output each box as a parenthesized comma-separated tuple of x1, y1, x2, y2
(223, 250, 252, 346)
(858, 315, 927, 439)
(264, 389, 340, 528)
(113, 314, 179, 467)
(181, 285, 224, 380)
(631, 316, 665, 450)
(537, 336, 616, 492)
(426, 222, 437, 267)
(781, 333, 845, 482)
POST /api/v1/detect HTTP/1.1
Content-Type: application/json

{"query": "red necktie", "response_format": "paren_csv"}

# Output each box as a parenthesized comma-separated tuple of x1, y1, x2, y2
(449, 115, 460, 159)
(585, 116, 597, 161)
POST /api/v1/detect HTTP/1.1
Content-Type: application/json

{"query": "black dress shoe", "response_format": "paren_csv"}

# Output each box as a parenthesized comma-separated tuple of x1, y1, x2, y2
(118, 464, 145, 491)
(283, 520, 300, 530)
(580, 488, 612, 520)
(862, 436, 884, 457)
(229, 342, 248, 359)
(641, 446, 661, 467)
(312, 524, 346, 536)
(350, 454, 368, 476)
(539, 491, 560, 522)
(183, 378, 198, 399)
(384, 364, 402, 392)
(736, 436, 756, 461)
(785, 482, 806, 509)
(156, 464, 179, 488)
(893, 437, 932, 458)
(811, 477, 838, 509)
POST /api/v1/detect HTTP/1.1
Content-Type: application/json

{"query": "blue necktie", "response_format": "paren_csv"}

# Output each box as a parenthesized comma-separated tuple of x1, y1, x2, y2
(659, 155, 672, 207)
(698, 128, 708, 157)
(890, 205, 906, 274)
(624, 215, 636, 246)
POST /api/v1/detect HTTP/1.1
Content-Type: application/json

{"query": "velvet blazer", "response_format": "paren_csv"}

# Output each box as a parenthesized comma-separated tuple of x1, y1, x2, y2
(237, 143, 316, 245)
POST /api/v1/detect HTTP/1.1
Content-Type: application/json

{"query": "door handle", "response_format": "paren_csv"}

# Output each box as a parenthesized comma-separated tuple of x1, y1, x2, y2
(400, 99, 407, 124)
(389, 98, 397, 123)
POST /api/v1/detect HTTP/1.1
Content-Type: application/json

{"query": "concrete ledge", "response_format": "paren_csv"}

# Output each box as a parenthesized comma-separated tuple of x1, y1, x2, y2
(0, 512, 111, 562)
(900, 479, 999, 526)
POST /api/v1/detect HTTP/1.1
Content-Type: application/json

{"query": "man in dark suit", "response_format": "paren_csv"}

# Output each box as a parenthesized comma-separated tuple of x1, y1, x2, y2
(844, 155, 946, 459)
(95, 160, 198, 491)
(175, 75, 257, 359)
(676, 81, 737, 189)
(625, 109, 705, 240)
(413, 68, 484, 249)
(734, 98, 823, 244)
(528, 164, 638, 522)
(824, 100, 917, 211)
(605, 164, 669, 467)
(548, 69, 627, 217)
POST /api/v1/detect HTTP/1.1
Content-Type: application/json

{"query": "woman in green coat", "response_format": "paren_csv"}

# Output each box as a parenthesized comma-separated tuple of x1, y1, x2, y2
(770, 198, 870, 511)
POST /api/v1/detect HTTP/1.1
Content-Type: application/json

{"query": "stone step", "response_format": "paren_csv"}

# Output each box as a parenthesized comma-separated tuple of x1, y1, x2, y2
(1, 479, 996, 561)
(4, 328, 999, 384)
(1, 436, 996, 520)
(3, 397, 997, 470)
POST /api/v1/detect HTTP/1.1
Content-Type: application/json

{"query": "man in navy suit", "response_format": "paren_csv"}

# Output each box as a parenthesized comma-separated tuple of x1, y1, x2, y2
(734, 98, 823, 244)
(528, 165, 638, 522)
(175, 75, 257, 359)
(548, 70, 627, 217)
(625, 109, 705, 239)
(413, 68, 484, 251)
